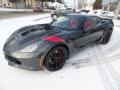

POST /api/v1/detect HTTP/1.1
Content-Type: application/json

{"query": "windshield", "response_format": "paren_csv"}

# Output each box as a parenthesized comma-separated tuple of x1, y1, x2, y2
(50, 15, 85, 30)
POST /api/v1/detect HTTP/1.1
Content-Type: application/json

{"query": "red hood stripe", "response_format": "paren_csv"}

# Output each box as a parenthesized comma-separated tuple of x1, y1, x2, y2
(42, 36, 64, 42)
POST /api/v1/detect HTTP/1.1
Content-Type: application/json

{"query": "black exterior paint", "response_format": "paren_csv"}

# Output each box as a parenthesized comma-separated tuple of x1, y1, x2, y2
(3, 14, 114, 70)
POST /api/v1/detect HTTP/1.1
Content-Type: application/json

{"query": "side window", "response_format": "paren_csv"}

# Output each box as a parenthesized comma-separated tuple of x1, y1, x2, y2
(90, 17, 96, 25)
(83, 16, 102, 32)
(84, 17, 93, 30)
(92, 16, 101, 25)
(96, 17, 102, 22)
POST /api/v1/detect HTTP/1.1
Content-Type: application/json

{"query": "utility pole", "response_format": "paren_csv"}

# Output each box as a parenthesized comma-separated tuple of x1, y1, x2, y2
(106, 3, 111, 16)
(0, 0, 2, 5)
(101, 5, 105, 16)
(73, 0, 75, 8)
(114, 0, 120, 19)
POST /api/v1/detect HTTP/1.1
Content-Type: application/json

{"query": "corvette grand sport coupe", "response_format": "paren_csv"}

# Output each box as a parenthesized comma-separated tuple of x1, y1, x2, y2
(3, 14, 114, 71)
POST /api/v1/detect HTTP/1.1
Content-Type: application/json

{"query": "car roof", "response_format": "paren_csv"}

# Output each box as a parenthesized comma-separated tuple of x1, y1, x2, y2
(66, 13, 95, 18)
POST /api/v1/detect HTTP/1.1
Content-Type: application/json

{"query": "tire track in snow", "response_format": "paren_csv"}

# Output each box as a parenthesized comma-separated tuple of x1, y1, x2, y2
(90, 46, 117, 90)
(50, 42, 120, 90)
(98, 46, 120, 90)
(108, 53, 120, 71)
(91, 45, 120, 90)
(115, 25, 120, 28)
(65, 48, 120, 69)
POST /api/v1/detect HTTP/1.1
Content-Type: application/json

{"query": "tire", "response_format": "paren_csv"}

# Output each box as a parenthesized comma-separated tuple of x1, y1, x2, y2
(44, 46, 68, 71)
(52, 15, 58, 20)
(101, 29, 113, 44)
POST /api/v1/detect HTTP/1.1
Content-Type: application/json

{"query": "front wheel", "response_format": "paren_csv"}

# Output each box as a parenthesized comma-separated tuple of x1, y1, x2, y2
(44, 46, 68, 71)
(101, 29, 113, 44)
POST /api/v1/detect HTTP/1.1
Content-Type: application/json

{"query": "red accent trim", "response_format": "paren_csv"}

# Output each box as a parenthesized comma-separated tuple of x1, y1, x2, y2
(42, 36, 64, 42)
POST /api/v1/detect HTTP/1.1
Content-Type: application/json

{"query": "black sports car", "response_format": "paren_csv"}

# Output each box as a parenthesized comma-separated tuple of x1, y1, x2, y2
(3, 14, 114, 71)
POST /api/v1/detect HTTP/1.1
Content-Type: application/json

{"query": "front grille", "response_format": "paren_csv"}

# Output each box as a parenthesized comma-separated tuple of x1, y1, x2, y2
(5, 55, 21, 65)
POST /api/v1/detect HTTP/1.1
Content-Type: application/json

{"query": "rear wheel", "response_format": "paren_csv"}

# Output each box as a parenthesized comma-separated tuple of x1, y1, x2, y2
(44, 46, 68, 71)
(101, 29, 113, 44)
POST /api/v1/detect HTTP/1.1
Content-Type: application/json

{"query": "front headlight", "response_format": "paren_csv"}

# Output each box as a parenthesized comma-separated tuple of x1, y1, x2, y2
(12, 52, 34, 58)
(19, 40, 44, 53)
(19, 44, 38, 53)
(11, 41, 43, 58)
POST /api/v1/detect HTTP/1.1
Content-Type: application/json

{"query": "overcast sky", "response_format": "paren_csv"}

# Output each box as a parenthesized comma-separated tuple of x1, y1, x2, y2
(64, 0, 118, 7)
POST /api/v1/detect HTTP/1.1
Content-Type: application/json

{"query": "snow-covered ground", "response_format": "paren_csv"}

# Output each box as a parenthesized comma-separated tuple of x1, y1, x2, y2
(0, 8, 32, 12)
(88, 10, 120, 18)
(0, 14, 120, 90)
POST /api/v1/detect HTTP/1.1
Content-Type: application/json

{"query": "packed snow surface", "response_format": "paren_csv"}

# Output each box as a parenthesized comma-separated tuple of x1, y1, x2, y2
(0, 8, 32, 12)
(0, 13, 120, 90)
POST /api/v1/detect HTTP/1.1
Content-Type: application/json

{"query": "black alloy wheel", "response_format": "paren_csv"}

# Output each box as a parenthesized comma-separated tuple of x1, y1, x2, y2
(44, 46, 68, 71)
(101, 29, 113, 44)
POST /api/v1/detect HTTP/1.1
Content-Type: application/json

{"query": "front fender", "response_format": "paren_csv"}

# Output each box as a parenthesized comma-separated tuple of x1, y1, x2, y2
(39, 41, 70, 69)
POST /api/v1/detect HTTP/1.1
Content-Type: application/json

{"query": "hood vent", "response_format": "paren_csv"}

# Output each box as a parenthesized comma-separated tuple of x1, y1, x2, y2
(21, 28, 39, 36)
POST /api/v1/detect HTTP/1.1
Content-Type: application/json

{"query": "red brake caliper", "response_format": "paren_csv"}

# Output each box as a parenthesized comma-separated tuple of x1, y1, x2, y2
(56, 49, 63, 62)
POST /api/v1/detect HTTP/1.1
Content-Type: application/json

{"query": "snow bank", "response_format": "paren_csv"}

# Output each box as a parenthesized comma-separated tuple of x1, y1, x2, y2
(0, 8, 32, 12)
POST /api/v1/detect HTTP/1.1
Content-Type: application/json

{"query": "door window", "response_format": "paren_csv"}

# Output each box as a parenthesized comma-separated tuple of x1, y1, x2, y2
(84, 16, 102, 30)
(84, 18, 93, 30)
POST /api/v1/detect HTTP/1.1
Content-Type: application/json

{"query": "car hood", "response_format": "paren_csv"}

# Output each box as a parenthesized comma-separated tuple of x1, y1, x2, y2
(3, 24, 71, 53)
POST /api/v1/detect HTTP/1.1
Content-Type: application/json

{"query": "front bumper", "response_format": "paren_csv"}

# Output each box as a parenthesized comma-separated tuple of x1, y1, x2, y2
(3, 40, 64, 71)
(3, 40, 52, 71)
(5, 54, 43, 71)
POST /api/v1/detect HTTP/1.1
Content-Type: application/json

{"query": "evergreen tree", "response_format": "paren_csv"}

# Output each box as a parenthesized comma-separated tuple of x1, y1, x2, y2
(93, 0, 102, 10)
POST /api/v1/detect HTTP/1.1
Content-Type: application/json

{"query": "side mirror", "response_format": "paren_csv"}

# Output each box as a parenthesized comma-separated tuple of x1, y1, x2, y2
(100, 20, 106, 24)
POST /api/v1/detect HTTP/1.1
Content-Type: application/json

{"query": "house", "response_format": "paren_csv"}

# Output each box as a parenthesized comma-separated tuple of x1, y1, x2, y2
(0, 0, 12, 8)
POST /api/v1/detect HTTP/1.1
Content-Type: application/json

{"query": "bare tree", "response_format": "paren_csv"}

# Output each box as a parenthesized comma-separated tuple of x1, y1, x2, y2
(78, 0, 87, 9)
(9, 0, 21, 8)
(23, 0, 26, 6)
(93, 0, 102, 10)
